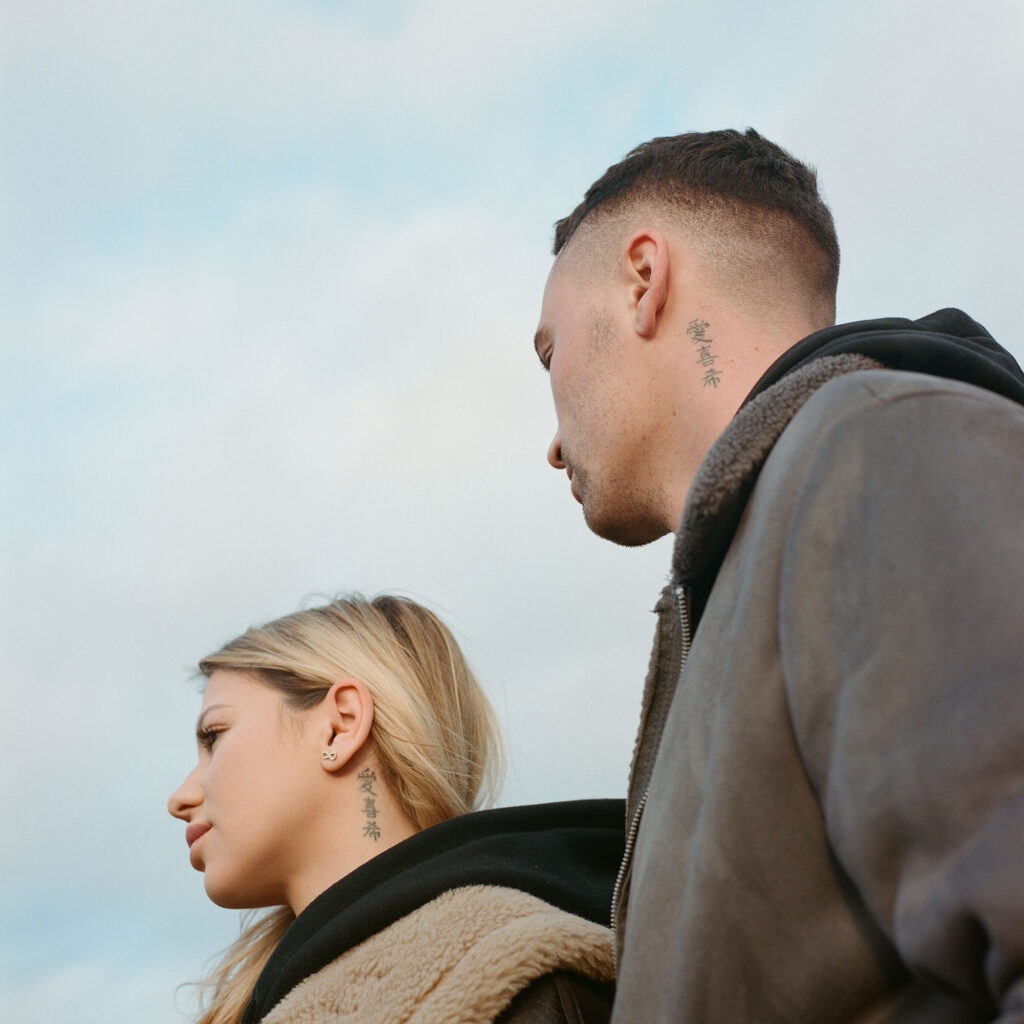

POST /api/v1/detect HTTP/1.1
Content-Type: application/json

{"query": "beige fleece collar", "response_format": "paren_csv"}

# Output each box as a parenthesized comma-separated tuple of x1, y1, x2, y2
(260, 884, 614, 1024)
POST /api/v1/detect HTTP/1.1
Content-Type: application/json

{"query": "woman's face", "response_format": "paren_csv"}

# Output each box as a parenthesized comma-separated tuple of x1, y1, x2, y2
(168, 669, 324, 910)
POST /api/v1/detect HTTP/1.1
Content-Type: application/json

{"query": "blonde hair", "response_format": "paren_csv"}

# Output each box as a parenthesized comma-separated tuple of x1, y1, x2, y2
(188, 593, 504, 1024)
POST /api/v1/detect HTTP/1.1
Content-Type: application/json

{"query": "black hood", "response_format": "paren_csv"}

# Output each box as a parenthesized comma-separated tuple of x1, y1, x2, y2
(744, 308, 1024, 409)
(242, 799, 625, 1023)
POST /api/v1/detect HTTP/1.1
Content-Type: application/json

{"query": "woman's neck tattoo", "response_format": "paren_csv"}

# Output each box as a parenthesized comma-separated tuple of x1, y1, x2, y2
(357, 768, 381, 841)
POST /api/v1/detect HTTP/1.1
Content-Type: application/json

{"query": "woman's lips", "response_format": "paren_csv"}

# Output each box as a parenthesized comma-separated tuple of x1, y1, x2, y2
(185, 823, 211, 849)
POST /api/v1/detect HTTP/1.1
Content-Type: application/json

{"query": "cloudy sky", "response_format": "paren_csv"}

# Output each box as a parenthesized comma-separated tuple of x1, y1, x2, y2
(2, 1, 1022, 1021)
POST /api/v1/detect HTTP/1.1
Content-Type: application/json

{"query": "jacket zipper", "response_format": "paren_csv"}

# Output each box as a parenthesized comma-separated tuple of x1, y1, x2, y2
(610, 585, 692, 952)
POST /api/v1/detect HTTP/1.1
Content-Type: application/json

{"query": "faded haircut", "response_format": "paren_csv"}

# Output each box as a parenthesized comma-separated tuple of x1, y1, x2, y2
(553, 129, 839, 324)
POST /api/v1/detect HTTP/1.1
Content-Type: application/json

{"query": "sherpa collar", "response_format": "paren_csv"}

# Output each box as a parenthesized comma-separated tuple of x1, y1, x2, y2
(672, 353, 882, 588)
(624, 353, 880, 816)
(261, 885, 614, 1024)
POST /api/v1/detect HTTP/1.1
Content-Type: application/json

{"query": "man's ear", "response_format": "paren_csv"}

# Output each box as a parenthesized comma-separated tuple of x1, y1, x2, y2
(319, 678, 374, 772)
(626, 229, 669, 338)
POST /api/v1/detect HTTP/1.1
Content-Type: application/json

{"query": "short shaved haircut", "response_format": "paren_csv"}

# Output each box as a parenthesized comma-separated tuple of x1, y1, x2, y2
(553, 129, 840, 327)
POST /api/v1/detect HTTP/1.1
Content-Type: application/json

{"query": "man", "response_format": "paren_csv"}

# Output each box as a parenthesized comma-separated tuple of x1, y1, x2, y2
(534, 129, 1024, 1022)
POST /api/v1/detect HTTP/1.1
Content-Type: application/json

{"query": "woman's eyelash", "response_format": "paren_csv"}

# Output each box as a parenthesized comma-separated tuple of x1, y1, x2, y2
(197, 727, 223, 750)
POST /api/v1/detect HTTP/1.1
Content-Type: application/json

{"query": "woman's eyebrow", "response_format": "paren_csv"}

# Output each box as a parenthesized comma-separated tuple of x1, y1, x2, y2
(196, 704, 233, 733)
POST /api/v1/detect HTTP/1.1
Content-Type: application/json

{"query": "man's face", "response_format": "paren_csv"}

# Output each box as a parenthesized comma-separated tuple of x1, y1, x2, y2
(535, 257, 673, 547)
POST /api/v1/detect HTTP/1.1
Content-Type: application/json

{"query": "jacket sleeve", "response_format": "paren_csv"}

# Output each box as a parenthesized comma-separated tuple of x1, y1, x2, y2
(494, 971, 613, 1024)
(778, 376, 1024, 1019)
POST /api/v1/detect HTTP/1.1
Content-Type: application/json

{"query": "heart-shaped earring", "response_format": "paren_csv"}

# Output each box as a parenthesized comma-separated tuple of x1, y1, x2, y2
(321, 750, 338, 762)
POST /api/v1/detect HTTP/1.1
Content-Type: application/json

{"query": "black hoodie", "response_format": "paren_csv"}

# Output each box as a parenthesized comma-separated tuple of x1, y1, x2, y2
(745, 308, 1024, 409)
(241, 799, 625, 1024)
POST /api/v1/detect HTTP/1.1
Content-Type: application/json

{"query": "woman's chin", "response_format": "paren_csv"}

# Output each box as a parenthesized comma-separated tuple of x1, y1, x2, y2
(204, 875, 245, 909)
(205, 875, 276, 910)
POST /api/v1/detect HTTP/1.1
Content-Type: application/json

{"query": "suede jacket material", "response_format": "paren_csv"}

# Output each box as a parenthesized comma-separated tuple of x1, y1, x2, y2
(241, 800, 623, 1024)
(611, 311, 1024, 1023)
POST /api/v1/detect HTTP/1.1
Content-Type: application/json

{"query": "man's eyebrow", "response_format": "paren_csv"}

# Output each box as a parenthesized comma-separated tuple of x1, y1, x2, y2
(533, 326, 550, 367)
(196, 704, 232, 733)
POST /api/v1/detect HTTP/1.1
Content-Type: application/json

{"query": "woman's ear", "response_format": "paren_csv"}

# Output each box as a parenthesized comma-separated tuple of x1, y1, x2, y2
(319, 678, 374, 772)
(626, 228, 669, 338)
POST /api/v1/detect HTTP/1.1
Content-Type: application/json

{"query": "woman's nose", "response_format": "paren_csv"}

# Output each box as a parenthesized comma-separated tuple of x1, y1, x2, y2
(168, 764, 202, 820)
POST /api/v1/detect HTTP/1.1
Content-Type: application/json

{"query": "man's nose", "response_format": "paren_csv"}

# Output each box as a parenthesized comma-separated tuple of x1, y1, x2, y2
(547, 432, 564, 469)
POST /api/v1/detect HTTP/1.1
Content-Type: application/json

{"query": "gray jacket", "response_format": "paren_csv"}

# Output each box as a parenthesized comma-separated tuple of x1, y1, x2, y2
(611, 355, 1024, 1022)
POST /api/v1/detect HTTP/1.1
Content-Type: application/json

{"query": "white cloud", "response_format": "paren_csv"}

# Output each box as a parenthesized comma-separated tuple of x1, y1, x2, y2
(0, 185, 669, 873)
(768, 0, 1024, 344)
(1, 178, 673, 1020)
(3, 2, 1023, 1021)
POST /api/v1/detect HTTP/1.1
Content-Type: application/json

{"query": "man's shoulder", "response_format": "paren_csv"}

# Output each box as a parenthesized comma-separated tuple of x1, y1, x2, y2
(800, 365, 1024, 419)
(780, 366, 1024, 454)
(673, 362, 1024, 586)
(750, 365, 1024, 517)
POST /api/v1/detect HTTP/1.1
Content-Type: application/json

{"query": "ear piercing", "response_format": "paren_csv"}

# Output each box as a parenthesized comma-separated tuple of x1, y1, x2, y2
(321, 750, 338, 762)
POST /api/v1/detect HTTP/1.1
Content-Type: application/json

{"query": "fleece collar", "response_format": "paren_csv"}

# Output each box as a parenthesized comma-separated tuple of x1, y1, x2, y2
(261, 885, 614, 1024)
(242, 799, 624, 1024)
(673, 353, 881, 587)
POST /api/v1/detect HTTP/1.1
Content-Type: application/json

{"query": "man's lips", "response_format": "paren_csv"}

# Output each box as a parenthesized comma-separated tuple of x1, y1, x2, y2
(566, 466, 582, 504)
(186, 823, 211, 849)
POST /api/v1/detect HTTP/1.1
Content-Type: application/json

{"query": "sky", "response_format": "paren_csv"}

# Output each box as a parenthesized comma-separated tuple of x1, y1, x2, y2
(2, 1, 1023, 1021)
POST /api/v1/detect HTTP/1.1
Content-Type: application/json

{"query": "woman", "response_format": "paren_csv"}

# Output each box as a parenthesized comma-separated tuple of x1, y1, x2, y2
(169, 594, 623, 1024)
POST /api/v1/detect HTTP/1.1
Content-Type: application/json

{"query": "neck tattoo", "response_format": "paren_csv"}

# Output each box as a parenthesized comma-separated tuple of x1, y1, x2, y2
(686, 318, 723, 388)
(357, 768, 382, 841)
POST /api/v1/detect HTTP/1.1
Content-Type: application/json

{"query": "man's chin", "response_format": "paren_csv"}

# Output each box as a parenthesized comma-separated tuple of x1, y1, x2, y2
(583, 504, 670, 548)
